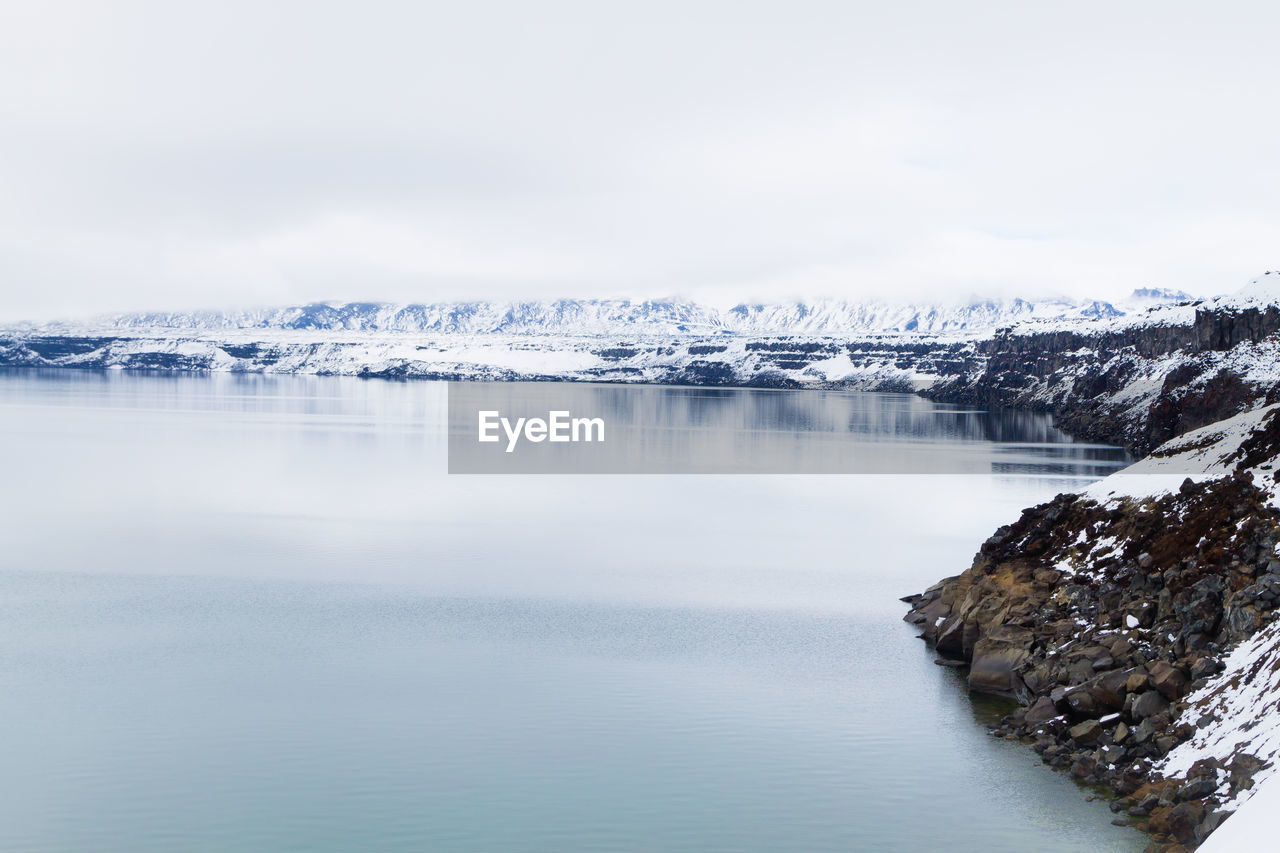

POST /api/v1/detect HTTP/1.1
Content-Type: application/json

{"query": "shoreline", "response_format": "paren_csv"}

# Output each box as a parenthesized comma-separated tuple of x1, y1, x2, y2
(8, 334, 1280, 849)
(904, 405, 1280, 851)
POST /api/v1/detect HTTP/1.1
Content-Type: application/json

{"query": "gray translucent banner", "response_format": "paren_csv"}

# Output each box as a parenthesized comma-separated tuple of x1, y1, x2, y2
(447, 382, 1132, 475)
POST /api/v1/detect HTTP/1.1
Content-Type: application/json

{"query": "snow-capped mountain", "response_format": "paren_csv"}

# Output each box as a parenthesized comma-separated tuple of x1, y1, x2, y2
(721, 295, 1137, 335)
(90, 299, 726, 337)
(51, 289, 1193, 338)
(1233, 270, 1280, 305)
(1117, 286, 1198, 311)
(9, 281, 1267, 403)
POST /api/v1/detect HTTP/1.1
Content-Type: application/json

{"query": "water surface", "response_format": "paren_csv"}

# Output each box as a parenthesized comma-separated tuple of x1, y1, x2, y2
(0, 369, 1143, 852)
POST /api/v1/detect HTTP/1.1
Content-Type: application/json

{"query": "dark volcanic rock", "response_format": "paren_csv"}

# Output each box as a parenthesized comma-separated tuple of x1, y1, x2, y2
(1130, 690, 1168, 720)
(969, 625, 1035, 697)
(924, 302, 1280, 453)
(1024, 696, 1059, 725)
(1069, 719, 1104, 744)
(904, 470, 1280, 851)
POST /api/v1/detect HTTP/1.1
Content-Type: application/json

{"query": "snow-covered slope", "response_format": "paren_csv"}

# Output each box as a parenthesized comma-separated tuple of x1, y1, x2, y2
(906, 401, 1280, 849)
(1198, 742, 1280, 850)
(1137, 406, 1280, 845)
(1085, 403, 1280, 503)
(1232, 269, 1280, 305)
(39, 290, 1192, 338)
(1113, 406, 1280, 844)
(720, 293, 1145, 335)
(993, 273, 1277, 337)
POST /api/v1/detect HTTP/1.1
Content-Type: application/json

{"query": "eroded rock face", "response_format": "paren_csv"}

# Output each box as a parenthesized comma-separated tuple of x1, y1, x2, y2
(925, 303, 1280, 454)
(969, 625, 1035, 696)
(903, 473, 1280, 851)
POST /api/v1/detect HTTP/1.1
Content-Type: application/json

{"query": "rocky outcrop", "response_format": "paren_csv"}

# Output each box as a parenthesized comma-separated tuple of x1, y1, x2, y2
(3, 285, 1274, 454)
(925, 302, 1280, 455)
(0, 329, 982, 390)
(904, 406, 1280, 850)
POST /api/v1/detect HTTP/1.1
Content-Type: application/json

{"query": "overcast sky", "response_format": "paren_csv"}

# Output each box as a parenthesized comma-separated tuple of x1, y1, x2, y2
(1, 1, 1277, 321)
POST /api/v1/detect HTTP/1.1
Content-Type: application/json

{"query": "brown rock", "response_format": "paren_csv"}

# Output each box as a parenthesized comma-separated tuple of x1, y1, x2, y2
(1089, 669, 1130, 709)
(968, 626, 1034, 696)
(1125, 671, 1152, 693)
(1066, 689, 1099, 717)
(1165, 801, 1205, 844)
(1024, 696, 1060, 726)
(1148, 805, 1173, 836)
(935, 616, 966, 656)
(1071, 754, 1099, 778)
(1034, 568, 1062, 587)
(1069, 719, 1104, 744)
(1149, 661, 1189, 700)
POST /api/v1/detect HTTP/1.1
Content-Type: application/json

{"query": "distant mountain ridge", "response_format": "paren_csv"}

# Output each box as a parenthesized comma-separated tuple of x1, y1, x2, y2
(57, 289, 1194, 337)
(1, 278, 1273, 445)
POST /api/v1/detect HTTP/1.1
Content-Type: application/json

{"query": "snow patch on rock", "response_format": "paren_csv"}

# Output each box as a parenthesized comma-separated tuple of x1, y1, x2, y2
(1160, 618, 1280, 809)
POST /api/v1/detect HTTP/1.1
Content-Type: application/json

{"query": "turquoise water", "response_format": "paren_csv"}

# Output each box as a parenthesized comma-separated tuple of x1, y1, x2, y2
(0, 370, 1144, 852)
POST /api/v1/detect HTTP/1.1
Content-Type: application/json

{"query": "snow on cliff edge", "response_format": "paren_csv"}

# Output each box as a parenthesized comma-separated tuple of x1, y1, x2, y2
(1198, 723, 1280, 850)
(1081, 402, 1280, 844)
(1165, 616, 1280, 823)
(997, 272, 1280, 338)
(1083, 403, 1280, 505)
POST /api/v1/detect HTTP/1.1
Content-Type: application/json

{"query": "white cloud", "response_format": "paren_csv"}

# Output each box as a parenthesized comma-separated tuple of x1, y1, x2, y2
(1, 0, 1277, 321)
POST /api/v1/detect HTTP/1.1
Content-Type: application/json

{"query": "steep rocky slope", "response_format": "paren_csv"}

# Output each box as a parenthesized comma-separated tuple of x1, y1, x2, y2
(904, 405, 1280, 850)
(925, 274, 1280, 454)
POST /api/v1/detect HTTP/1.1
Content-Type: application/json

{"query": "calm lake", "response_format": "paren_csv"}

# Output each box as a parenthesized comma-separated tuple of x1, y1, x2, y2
(0, 369, 1145, 852)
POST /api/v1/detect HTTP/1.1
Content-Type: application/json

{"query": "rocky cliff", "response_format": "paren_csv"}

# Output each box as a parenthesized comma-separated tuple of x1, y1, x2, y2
(2, 282, 1274, 455)
(905, 405, 1280, 851)
(0, 330, 982, 390)
(925, 284, 1280, 454)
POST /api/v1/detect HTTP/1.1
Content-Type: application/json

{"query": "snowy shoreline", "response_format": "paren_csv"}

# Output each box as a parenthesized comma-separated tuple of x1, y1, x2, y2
(6, 275, 1280, 849)
(906, 403, 1280, 850)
